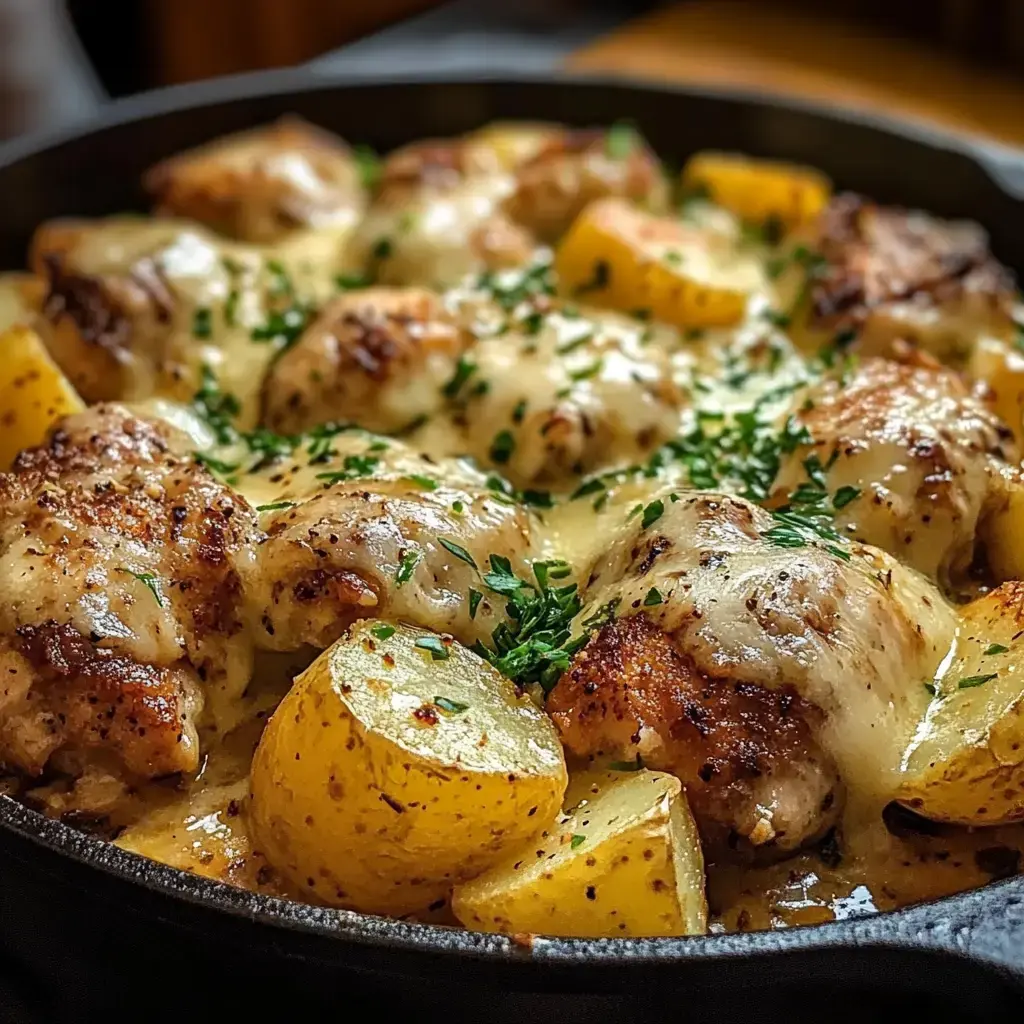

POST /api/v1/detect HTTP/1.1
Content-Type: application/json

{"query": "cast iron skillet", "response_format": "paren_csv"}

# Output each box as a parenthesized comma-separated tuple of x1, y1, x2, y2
(1, 71, 1024, 1023)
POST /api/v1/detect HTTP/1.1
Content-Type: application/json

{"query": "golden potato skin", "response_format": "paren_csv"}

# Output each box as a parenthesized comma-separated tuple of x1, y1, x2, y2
(554, 198, 764, 329)
(0, 326, 84, 468)
(249, 620, 567, 915)
(682, 151, 831, 231)
(898, 582, 1024, 825)
(452, 769, 707, 938)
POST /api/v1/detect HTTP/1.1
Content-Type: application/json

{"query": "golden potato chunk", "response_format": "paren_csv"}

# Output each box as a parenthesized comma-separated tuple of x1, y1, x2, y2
(682, 151, 831, 232)
(249, 620, 567, 915)
(554, 198, 763, 329)
(970, 337, 1024, 448)
(898, 582, 1024, 825)
(0, 326, 83, 468)
(451, 769, 707, 938)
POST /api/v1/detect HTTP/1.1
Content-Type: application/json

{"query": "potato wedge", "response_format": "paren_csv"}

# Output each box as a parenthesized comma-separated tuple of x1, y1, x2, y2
(249, 620, 567, 915)
(970, 336, 1024, 448)
(681, 151, 831, 232)
(554, 198, 763, 329)
(0, 326, 84, 468)
(897, 581, 1024, 825)
(451, 769, 707, 938)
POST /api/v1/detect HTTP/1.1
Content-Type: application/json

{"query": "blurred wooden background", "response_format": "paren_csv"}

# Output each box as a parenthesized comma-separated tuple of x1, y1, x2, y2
(60, 0, 1024, 146)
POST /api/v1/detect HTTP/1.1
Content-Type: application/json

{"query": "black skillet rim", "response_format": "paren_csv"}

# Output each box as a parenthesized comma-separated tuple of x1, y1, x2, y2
(1, 66, 1024, 969)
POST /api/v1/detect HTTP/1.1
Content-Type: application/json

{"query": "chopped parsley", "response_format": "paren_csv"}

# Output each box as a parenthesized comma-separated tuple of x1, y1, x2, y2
(959, 673, 998, 689)
(415, 635, 450, 661)
(605, 121, 638, 159)
(468, 588, 483, 620)
(406, 474, 438, 491)
(568, 359, 603, 382)
(192, 365, 241, 445)
(489, 430, 516, 465)
(439, 538, 477, 569)
(266, 259, 293, 298)
(315, 453, 380, 484)
(250, 303, 310, 353)
(434, 695, 469, 714)
(370, 624, 396, 641)
(194, 451, 241, 478)
(477, 257, 555, 312)
(395, 549, 420, 585)
(115, 568, 164, 607)
(643, 587, 663, 607)
(192, 306, 213, 339)
(255, 500, 297, 512)
(371, 236, 394, 261)
(984, 643, 1010, 656)
(472, 555, 588, 692)
(353, 144, 381, 189)
(442, 357, 477, 399)
(512, 399, 528, 425)
(335, 271, 372, 290)
(570, 833, 587, 850)
(641, 499, 664, 530)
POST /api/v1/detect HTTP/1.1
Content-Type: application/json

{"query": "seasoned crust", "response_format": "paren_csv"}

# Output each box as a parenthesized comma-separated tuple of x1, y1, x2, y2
(0, 406, 261, 792)
(504, 128, 670, 242)
(548, 613, 842, 856)
(2, 621, 201, 779)
(811, 193, 1017, 357)
(262, 287, 468, 435)
(144, 117, 365, 243)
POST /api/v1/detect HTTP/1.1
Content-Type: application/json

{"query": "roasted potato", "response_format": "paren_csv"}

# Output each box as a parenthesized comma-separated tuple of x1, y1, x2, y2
(249, 620, 567, 915)
(0, 325, 84, 468)
(970, 336, 1024, 448)
(451, 769, 707, 938)
(986, 485, 1024, 583)
(554, 197, 764, 329)
(897, 581, 1024, 825)
(681, 151, 831, 232)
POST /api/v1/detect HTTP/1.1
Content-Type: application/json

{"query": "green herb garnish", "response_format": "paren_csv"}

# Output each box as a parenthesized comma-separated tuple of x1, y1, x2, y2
(370, 624, 396, 641)
(439, 538, 477, 569)
(959, 673, 998, 689)
(115, 568, 164, 607)
(434, 695, 469, 714)
(395, 549, 420, 585)
(416, 636, 450, 661)
(255, 500, 297, 512)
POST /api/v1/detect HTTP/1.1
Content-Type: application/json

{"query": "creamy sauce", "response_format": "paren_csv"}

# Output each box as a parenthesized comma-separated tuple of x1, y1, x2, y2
(14, 128, 1024, 933)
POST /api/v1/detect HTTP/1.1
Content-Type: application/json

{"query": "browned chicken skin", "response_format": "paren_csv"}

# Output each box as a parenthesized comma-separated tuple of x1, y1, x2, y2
(548, 613, 842, 858)
(0, 407, 260, 798)
(811, 192, 1017, 359)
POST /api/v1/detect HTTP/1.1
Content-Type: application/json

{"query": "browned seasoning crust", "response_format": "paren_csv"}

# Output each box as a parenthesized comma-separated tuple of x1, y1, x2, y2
(810, 192, 1016, 353)
(0, 406, 260, 793)
(144, 116, 365, 243)
(504, 128, 669, 243)
(262, 287, 469, 435)
(547, 613, 842, 857)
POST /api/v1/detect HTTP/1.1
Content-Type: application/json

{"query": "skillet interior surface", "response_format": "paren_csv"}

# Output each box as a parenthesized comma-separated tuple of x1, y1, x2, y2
(2, 71, 1024, 1020)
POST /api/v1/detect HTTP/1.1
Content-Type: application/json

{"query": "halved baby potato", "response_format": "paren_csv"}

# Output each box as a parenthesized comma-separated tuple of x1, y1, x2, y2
(0, 325, 84, 468)
(986, 485, 1024, 583)
(249, 620, 567, 916)
(897, 581, 1024, 825)
(554, 198, 764, 329)
(451, 768, 707, 938)
(681, 151, 831, 232)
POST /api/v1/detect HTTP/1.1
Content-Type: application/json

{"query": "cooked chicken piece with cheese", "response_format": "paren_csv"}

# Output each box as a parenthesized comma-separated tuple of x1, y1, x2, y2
(417, 297, 686, 489)
(502, 126, 670, 243)
(262, 287, 471, 435)
(548, 491, 957, 856)
(144, 117, 366, 244)
(31, 218, 333, 423)
(237, 430, 538, 652)
(0, 406, 260, 807)
(262, 272, 690, 489)
(348, 123, 668, 289)
(810, 193, 1018, 360)
(772, 357, 1019, 586)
